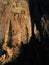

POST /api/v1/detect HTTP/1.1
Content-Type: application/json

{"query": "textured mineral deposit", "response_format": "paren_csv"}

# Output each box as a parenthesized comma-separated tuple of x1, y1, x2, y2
(0, 0, 32, 65)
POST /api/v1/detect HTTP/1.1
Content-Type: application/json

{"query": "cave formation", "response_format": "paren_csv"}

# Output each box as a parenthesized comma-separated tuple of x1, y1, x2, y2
(0, 0, 32, 65)
(0, 0, 49, 65)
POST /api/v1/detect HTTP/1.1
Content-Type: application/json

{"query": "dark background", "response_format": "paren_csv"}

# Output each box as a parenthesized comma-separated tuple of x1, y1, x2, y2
(5, 0, 49, 65)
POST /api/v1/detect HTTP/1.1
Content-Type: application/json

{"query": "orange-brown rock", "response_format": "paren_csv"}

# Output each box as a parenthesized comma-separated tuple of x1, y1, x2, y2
(0, 0, 32, 65)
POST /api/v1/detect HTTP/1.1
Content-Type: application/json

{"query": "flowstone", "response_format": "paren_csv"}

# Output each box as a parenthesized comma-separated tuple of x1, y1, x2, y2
(0, 0, 32, 65)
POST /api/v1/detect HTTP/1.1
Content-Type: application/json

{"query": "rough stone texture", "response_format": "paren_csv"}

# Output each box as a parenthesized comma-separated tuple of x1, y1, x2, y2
(0, 0, 32, 65)
(34, 14, 49, 41)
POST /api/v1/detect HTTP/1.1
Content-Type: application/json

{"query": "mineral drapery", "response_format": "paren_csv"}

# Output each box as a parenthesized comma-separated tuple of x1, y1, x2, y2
(0, 0, 32, 65)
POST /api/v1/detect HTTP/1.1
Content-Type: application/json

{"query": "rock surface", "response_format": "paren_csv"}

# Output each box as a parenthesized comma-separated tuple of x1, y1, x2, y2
(0, 0, 32, 65)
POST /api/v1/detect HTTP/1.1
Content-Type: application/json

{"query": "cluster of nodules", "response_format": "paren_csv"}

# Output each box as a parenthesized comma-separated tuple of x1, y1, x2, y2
(0, 0, 29, 10)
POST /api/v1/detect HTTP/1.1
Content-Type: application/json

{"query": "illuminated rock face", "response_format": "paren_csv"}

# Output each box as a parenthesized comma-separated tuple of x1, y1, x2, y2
(0, 0, 32, 65)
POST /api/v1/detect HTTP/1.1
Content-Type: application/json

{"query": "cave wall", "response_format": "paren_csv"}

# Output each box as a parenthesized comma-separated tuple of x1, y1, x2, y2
(0, 0, 49, 65)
